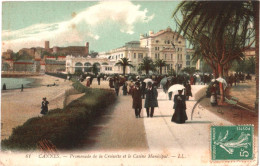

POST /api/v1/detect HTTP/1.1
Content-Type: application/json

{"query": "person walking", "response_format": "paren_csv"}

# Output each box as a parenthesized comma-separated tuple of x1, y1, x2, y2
(132, 82, 142, 118)
(141, 81, 146, 99)
(122, 82, 128, 96)
(114, 80, 120, 96)
(97, 75, 101, 85)
(40, 97, 49, 115)
(144, 82, 158, 118)
(184, 82, 192, 100)
(21, 84, 24, 92)
(171, 90, 187, 124)
(86, 78, 91, 87)
(2, 83, 6, 90)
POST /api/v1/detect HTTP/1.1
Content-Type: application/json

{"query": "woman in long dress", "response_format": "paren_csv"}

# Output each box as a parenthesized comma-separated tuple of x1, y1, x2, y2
(171, 90, 188, 124)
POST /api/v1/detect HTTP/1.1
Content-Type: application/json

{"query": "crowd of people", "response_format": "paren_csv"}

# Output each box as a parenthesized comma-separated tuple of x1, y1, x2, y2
(74, 71, 253, 124)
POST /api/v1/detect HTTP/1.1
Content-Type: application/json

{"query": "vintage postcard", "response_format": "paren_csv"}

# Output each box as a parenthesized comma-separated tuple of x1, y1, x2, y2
(1, 1, 259, 166)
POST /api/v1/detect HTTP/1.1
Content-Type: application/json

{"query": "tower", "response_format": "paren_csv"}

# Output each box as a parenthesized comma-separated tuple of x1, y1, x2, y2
(85, 42, 89, 55)
(45, 41, 50, 49)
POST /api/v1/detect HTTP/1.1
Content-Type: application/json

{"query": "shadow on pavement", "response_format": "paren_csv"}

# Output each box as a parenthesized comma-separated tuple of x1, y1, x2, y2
(149, 115, 172, 118)
(185, 120, 212, 124)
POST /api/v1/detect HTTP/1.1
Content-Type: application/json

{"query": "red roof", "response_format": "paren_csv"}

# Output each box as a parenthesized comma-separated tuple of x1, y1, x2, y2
(14, 62, 34, 65)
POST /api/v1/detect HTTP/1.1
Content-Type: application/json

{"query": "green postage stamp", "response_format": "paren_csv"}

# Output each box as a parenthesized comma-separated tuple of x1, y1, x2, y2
(211, 125, 254, 160)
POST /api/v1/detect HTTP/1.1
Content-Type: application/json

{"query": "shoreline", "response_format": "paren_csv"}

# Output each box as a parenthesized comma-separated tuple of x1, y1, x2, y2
(1, 75, 73, 141)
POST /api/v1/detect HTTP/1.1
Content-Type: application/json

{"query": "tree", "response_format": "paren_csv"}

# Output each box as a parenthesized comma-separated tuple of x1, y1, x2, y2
(89, 50, 98, 58)
(138, 57, 155, 75)
(115, 58, 134, 76)
(154, 59, 167, 75)
(90, 63, 99, 75)
(11, 52, 20, 61)
(181, 67, 198, 75)
(41, 51, 52, 59)
(173, 1, 257, 104)
(167, 68, 176, 76)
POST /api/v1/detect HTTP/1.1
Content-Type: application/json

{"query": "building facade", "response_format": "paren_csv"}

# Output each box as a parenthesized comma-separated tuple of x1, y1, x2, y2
(65, 27, 197, 75)
(65, 55, 111, 74)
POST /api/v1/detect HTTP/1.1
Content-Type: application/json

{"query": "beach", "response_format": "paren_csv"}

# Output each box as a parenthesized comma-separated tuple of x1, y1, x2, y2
(1, 75, 73, 140)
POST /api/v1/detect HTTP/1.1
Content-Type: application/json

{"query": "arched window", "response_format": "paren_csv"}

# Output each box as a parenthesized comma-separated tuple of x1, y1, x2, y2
(75, 62, 83, 72)
(94, 62, 101, 72)
(75, 62, 83, 66)
(84, 62, 91, 72)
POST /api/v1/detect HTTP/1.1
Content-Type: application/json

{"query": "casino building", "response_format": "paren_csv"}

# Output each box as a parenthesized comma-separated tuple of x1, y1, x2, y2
(66, 27, 196, 75)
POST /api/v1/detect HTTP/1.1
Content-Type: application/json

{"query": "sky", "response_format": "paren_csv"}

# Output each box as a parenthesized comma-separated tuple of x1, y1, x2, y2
(2, 1, 181, 53)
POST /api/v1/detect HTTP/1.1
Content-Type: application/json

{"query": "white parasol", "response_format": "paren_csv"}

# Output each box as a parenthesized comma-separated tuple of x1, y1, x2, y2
(143, 78, 153, 83)
(168, 84, 185, 92)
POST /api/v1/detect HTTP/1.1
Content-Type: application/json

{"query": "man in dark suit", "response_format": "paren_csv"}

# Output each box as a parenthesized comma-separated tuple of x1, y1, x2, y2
(132, 82, 142, 118)
(144, 82, 158, 118)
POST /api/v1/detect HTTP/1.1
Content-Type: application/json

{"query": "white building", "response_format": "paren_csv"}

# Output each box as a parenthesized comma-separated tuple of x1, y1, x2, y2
(66, 27, 196, 75)
(65, 55, 112, 74)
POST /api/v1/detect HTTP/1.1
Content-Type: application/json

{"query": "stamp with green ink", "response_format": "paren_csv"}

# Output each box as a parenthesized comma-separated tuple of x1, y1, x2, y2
(211, 125, 253, 160)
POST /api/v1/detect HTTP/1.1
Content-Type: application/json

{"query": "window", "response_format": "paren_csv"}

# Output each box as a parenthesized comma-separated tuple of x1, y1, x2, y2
(134, 53, 136, 59)
(180, 54, 182, 60)
(186, 55, 190, 60)
(167, 40, 170, 44)
(156, 40, 159, 43)
(186, 61, 190, 65)
(171, 54, 173, 60)
(138, 53, 143, 59)
(164, 54, 166, 60)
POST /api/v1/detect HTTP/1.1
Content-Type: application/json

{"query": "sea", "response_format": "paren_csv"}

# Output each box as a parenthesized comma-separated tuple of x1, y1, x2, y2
(1, 77, 36, 90)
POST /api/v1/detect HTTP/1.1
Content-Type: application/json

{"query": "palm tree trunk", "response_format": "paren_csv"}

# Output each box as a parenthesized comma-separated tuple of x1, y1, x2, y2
(146, 69, 149, 75)
(253, 1, 259, 111)
(123, 66, 126, 76)
(160, 67, 162, 75)
(218, 64, 225, 103)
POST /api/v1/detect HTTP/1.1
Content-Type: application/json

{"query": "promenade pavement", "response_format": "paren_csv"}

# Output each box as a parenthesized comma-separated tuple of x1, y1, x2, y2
(78, 79, 258, 165)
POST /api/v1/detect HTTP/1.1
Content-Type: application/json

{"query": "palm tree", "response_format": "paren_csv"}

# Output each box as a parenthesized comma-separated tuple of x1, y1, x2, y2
(90, 63, 99, 75)
(115, 57, 134, 75)
(155, 59, 167, 75)
(138, 57, 155, 75)
(173, 1, 258, 104)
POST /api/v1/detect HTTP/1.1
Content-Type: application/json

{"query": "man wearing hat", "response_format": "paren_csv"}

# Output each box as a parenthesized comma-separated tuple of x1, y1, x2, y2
(40, 97, 49, 115)
(144, 82, 158, 118)
(132, 82, 142, 118)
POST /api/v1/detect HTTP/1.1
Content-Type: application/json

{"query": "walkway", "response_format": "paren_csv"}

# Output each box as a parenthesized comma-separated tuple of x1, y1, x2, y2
(78, 91, 149, 151)
(76, 79, 257, 165)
